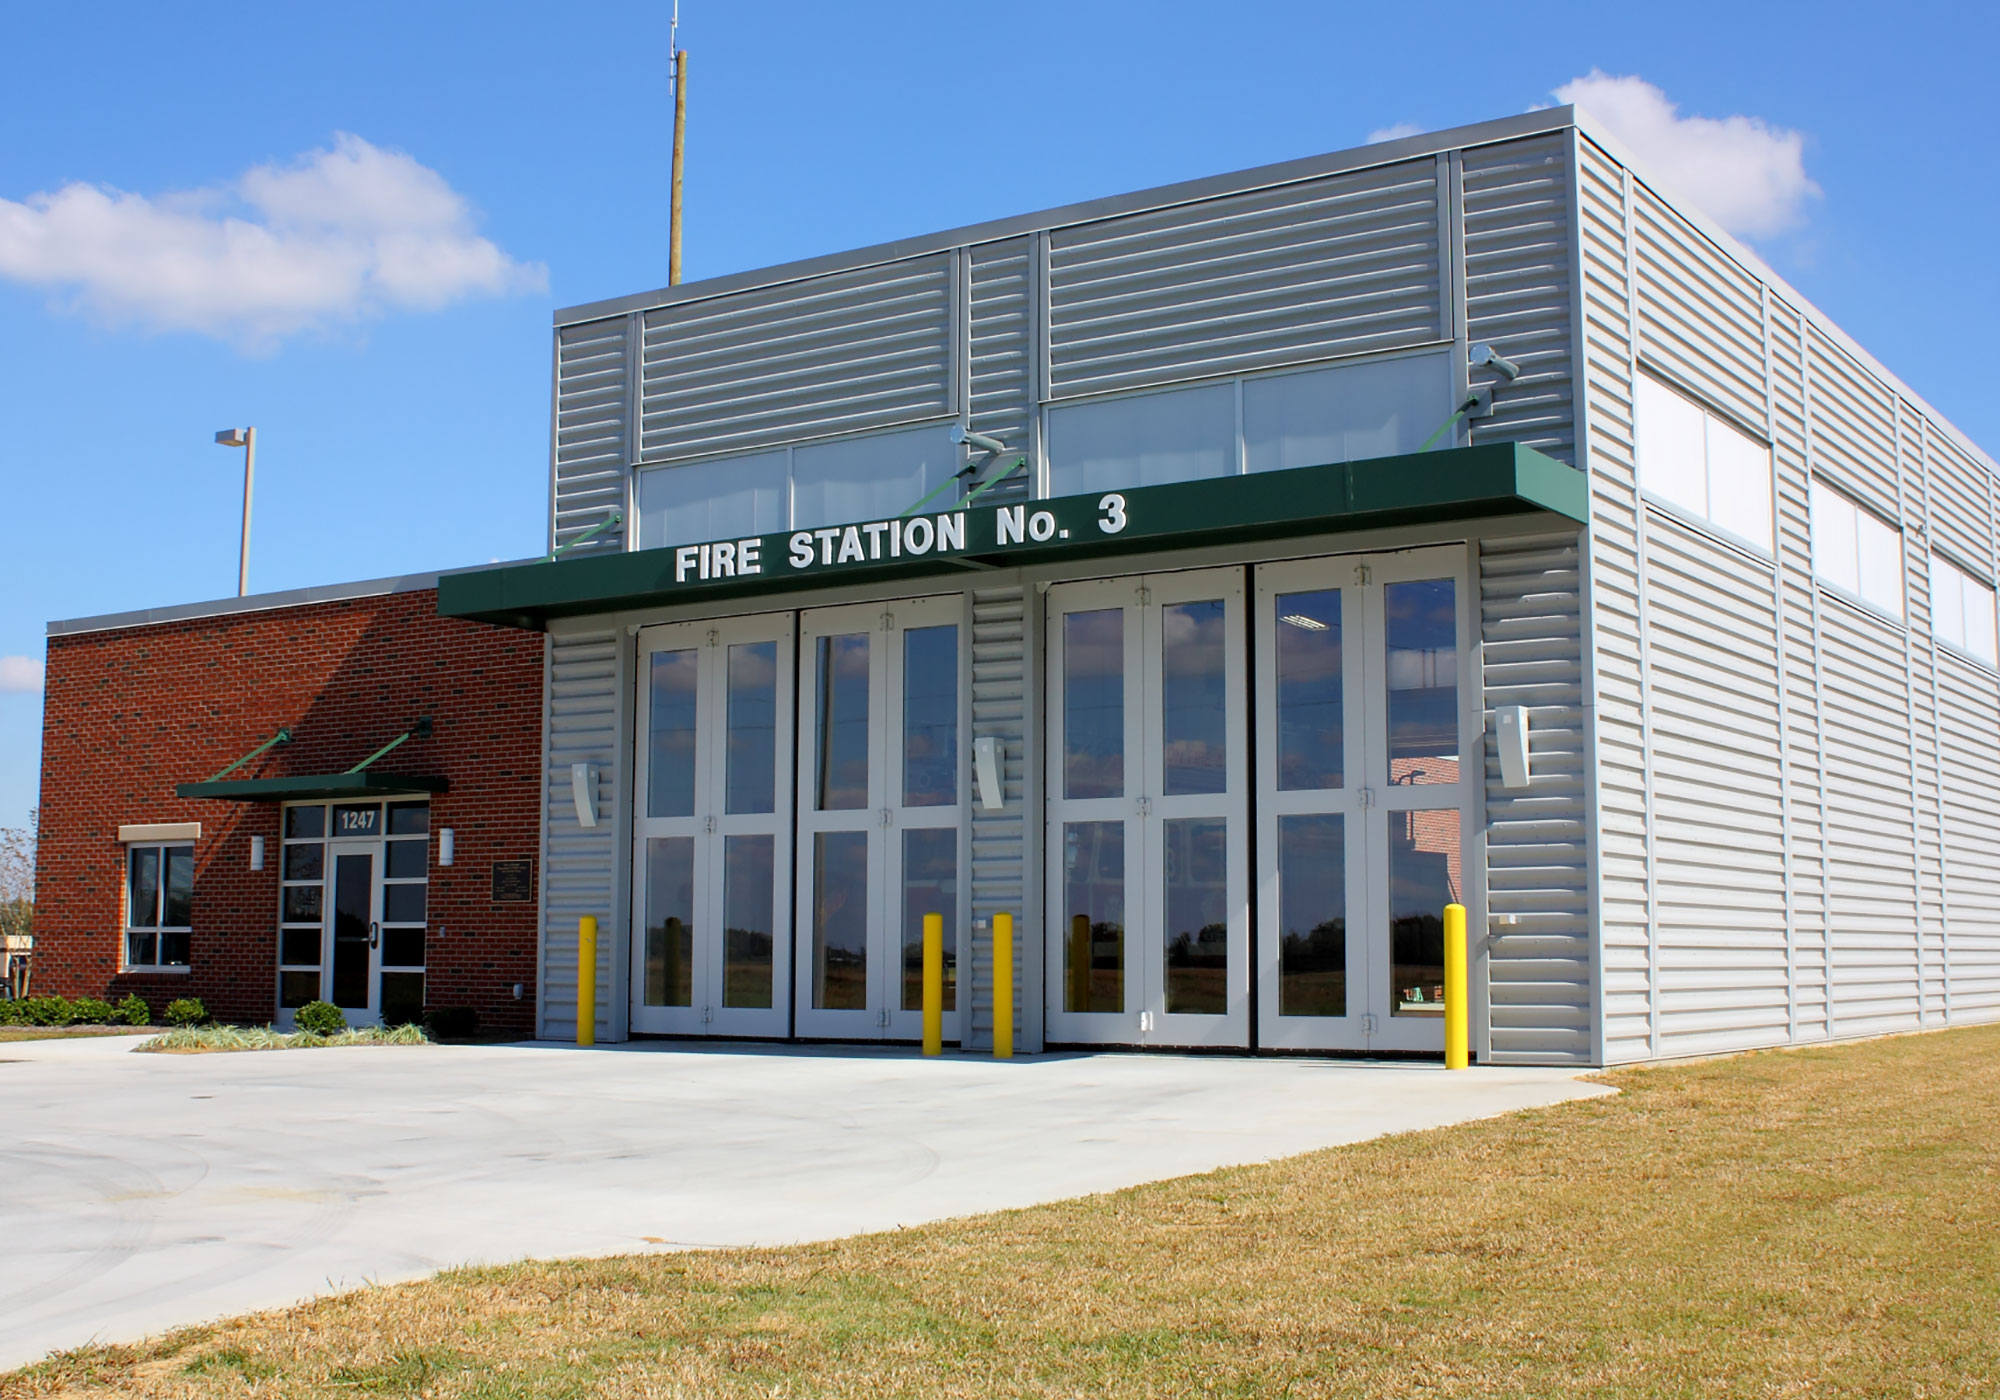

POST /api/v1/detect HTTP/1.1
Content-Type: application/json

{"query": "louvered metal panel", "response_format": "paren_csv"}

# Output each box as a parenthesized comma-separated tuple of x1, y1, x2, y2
(1926, 427, 1995, 577)
(1642, 513, 1790, 1057)
(1902, 406, 1946, 1027)
(1807, 331, 1900, 520)
(1574, 138, 1651, 1064)
(1630, 187, 1765, 431)
(965, 584, 1031, 1051)
(1480, 531, 1592, 1063)
(538, 627, 628, 1041)
(1818, 599, 1921, 1037)
(638, 256, 955, 462)
(1462, 134, 1576, 464)
(968, 240, 1034, 505)
(1936, 652, 2000, 1015)
(552, 316, 633, 556)
(1045, 158, 1444, 399)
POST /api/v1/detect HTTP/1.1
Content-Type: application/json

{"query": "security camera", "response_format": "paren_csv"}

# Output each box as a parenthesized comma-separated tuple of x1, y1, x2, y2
(949, 424, 1008, 455)
(1469, 343, 1521, 381)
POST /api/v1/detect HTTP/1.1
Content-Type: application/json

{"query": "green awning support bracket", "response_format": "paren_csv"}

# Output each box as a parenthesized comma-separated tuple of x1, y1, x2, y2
(550, 509, 624, 561)
(345, 717, 434, 774)
(1418, 393, 1486, 453)
(950, 455, 1029, 512)
(205, 728, 293, 783)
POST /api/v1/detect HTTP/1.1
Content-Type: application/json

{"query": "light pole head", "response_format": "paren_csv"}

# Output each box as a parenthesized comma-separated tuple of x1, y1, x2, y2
(214, 428, 250, 448)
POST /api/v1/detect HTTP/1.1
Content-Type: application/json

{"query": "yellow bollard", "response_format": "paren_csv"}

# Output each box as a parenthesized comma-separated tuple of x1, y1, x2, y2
(993, 912, 1014, 1059)
(922, 912, 944, 1056)
(1444, 903, 1468, 1070)
(577, 915, 597, 1047)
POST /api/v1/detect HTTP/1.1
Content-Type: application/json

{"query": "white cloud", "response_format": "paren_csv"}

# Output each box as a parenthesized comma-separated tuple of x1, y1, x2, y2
(0, 134, 547, 349)
(1554, 72, 1821, 239)
(0, 657, 44, 694)
(1367, 123, 1425, 145)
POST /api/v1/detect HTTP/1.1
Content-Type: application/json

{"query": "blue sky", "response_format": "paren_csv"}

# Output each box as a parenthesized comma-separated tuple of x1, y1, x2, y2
(2, 0, 1996, 829)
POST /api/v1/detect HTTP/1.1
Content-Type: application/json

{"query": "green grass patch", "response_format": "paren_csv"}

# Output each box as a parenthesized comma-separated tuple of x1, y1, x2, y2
(6, 1025, 2000, 1397)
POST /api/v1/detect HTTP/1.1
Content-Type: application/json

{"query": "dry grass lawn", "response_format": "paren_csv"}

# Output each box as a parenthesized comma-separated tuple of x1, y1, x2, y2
(8, 1025, 2000, 1398)
(0, 1026, 150, 1044)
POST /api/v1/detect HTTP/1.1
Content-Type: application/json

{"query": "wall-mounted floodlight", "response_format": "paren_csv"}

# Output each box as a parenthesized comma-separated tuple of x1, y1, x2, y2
(949, 424, 1008, 457)
(1497, 704, 1531, 789)
(249, 835, 265, 871)
(1469, 343, 1521, 381)
(439, 828, 455, 867)
(974, 736, 1005, 810)
(213, 426, 257, 596)
(570, 763, 598, 828)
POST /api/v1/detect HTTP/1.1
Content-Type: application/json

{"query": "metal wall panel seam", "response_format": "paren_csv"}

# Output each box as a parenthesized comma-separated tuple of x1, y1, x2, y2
(622, 312, 642, 552)
(1798, 302, 1835, 1040)
(1921, 415, 1950, 1026)
(1893, 401, 1926, 1028)
(1762, 281, 1801, 1043)
(956, 586, 976, 1048)
(608, 631, 635, 1041)
(1620, 165, 1662, 1058)
(1435, 153, 1458, 348)
(1031, 230, 1051, 499)
(545, 326, 562, 558)
(951, 247, 969, 421)
(1461, 536, 1492, 1061)
(1448, 150, 1470, 446)
(1021, 582, 1048, 1051)
(1562, 129, 1607, 1066)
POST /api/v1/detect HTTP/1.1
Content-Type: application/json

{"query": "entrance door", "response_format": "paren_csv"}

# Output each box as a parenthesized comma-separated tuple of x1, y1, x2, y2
(1254, 546, 1473, 1053)
(632, 614, 795, 1038)
(327, 843, 382, 1028)
(277, 799, 431, 1030)
(795, 596, 965, 1041)
(1044, 568, 1249, 1048)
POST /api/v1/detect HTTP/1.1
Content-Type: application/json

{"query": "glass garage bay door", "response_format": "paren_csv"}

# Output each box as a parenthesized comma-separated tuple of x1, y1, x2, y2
(632, 615, 795, 1038)
(1044, 568, 1250, 1049)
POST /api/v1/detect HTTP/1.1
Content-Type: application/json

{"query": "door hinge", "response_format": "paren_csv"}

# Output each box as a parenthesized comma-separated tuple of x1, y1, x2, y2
(1136, 795, 1152, 818)
(1354, 564, 1371, 587)
(706, 628, 719, 648)
(1139, 1010, 1155, 1034)
(880, 807, 894, 828)
(1136, 584, 1151, 606)
(881, 610, 896, 632)
(1357, 786, 1374, 809)
(704, 815, 716, 833)
(702, 1005, 713, 1024)
(878, 1007, 891, 1028)
(1360, 1012, 1378, 1034)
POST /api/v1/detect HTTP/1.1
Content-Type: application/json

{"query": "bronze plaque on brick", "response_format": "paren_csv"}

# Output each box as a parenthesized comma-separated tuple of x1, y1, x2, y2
(491, 859, 534, 904)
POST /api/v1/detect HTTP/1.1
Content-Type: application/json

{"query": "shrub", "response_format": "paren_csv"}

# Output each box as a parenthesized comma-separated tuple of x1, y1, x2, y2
(163, 997, 208, 1028)
(424, 1006, 479, 1040)
(70, 996, 117, 1024)
(294, 1000, 346, 1035)
(18, 995, 73, 1027)
(117, 994, 151, 1026)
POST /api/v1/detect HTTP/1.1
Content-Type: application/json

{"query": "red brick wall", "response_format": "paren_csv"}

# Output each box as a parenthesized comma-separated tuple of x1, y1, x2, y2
(34, 587, 544, 1032)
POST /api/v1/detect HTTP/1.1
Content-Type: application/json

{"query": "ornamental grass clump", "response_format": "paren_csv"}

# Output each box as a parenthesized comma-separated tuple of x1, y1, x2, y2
(136, 1023, 432, 1054)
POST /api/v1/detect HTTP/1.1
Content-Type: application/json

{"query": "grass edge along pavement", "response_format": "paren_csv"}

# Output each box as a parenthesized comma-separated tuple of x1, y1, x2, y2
(8, 1026, 2000, 1399)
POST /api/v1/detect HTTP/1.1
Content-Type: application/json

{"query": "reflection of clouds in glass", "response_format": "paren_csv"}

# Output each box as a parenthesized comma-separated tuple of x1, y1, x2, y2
(1387, 647, 1457, 691)
(728, 642, 777, 686)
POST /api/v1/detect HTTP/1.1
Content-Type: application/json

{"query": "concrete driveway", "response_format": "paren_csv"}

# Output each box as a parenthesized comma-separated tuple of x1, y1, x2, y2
(0, 1035, 1611, 1369)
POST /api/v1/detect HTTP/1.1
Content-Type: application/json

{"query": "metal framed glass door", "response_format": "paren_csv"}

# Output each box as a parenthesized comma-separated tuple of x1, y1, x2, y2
(1255, 546, 1473, 1053)
(795, 596, 965, 1041)
(1044, 567, 1249, 1048)
(277, 799, 431, 1030)
(632, 613, 796, 1038)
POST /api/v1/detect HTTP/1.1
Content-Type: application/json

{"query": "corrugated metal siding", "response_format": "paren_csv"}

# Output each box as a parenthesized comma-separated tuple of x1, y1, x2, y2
(1642, 513, 1790, 1056)
(1574, 138, 1652, 1063)
(1818, 597, 1922, 1037)
(1045, 158, 1445, 399)
(1902, 406, 1945, 1027)
(1807, 330, 1900, 520)
(1630, 186, 1764, 431)
(552, 316, 634, 556)
(966, 585, 1028, 1050)
(638, 256, 955, 462)
(1462, 134, 1576, 464)
(1927, 429, 1995, 575)
(1937, 651, 2000, 1015)
(968, 240, 1034, 505)
(539, 627, 626, 1041)
(1480, 531, 1592, 1063)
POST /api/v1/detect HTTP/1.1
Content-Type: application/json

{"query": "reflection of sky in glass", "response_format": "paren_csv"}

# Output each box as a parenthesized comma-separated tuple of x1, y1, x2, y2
(813, 831, 869, 1009)
(900, 828, 958, 1012)
(726, 642, 777, 815)
(903, 625, 958, 806)
(1063, 820, 1124, 1013)
(1064, 610, 1124, 799)
(1162, 601, 1227, 795)
(722, 834, 774, 1008)
(816, 634, 870, 810)
(1386, 579, 1458, 778)
(1163, 817, 1227, 1014)
(649, 650, 699, 817)
(1276, 590, 1342, 790)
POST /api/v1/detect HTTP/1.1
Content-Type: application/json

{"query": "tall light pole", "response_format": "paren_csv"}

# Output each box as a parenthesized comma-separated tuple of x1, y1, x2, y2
(214, 426, 256, 597)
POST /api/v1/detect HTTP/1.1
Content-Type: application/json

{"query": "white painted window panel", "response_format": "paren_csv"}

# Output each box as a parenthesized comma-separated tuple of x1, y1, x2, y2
(637, 451, 789, 550)
(1705, 414, 1774, 550)
(1046, 381, 1235, 495)
(1635, 374, 1709, 520)
(1967, 579, 1999, 667)
(1930, 555, 1966, 652)
(1242, 352, 1449, 473)
(1811, 482, 1860, 597)
(1855, 510, 1904, 621)
(793, 423, 958, 531)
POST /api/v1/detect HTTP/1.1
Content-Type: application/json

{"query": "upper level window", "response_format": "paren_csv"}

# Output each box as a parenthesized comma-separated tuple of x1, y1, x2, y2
(636, 423, 958, 551)
(1930, 553, 1998, 666)
(1635, 372, 1773, 551)
(127, 843, 193, 968)
(1046, 351, 1451, 498)
(1810, 480, 1904, 621)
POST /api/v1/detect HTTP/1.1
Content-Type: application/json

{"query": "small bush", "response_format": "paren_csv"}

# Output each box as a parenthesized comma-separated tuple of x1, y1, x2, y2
(424, 1006, 480, 1040)
(17, 995, 73, 1027)
(163, 997, 208, 1028)
(294, 1000, 346, 1035)
(117, 994, 151, 1026)
(70, 996, 117, 1024)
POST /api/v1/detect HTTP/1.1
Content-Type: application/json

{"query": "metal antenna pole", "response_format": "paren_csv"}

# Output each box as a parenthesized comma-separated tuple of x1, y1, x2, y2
(669, 2, 686, 286)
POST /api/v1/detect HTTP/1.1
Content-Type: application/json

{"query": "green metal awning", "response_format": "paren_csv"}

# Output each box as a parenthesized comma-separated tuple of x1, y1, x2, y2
(175, 772, 449, 802)
(440, 442, 1588, 629)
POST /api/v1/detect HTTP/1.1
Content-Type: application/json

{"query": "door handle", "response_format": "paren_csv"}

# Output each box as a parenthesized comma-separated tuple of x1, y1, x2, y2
(369, 921, 380, 950)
